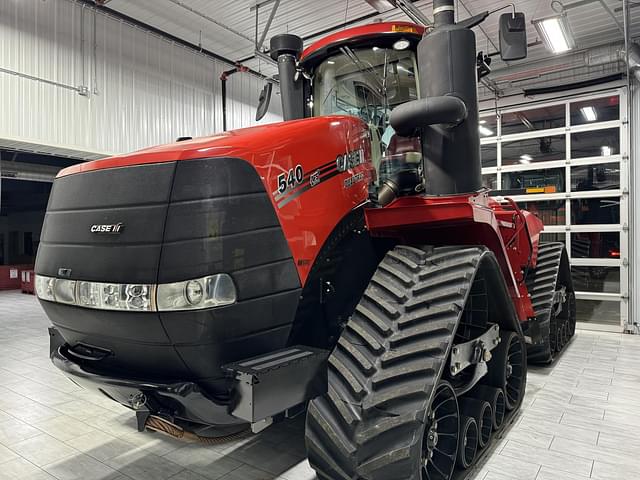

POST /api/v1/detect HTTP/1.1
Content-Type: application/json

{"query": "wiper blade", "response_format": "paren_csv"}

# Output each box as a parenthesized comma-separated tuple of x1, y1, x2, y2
(340, 46, 385, 93)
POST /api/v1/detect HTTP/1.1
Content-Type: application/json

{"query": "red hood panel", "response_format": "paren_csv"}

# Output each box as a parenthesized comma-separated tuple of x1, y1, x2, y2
(58, 116, 363, 178)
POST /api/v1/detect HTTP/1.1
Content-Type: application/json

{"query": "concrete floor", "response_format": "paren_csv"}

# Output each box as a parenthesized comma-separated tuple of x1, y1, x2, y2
(1, 290, 640, 480)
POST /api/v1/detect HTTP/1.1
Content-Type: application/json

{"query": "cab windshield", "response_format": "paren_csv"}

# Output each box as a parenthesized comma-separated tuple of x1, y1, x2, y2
(312, 46, 419, 138)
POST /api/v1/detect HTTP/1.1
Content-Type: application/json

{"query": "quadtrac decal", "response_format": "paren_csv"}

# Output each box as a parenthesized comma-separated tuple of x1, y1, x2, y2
(272, 148, 366, 209)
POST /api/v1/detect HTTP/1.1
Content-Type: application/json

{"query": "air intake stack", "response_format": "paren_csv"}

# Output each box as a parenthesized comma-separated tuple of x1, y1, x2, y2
(270, 34, 305, 121)
(391, 0, 482, 195)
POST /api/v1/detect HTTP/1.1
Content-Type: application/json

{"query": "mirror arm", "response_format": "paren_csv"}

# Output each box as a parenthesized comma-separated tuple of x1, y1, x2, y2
(457, 2, 516, 30)
(489, 3, 516, 17)
(457, 11, 490, 29)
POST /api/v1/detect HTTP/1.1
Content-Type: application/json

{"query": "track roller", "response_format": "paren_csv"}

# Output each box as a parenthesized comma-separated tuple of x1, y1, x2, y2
(471, 385, 505, 431)
(460, 398, 492, 448)
(485, 331, 525, 411)
(456, 415, 478, 469)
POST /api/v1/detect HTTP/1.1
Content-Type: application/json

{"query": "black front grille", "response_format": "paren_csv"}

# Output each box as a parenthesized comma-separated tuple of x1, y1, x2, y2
(36, 162, 176, 284)
(36, 157, 302, 391)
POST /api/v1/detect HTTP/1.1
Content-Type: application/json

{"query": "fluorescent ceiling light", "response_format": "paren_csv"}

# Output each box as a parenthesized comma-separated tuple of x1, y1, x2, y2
(601, 146, 612, 156)
(479, 120, 487, 124)
(580, 106, 597, 122)
(479, 126, 494, 136)
(520, 154, 533, 164)
(533, 15, 575, 54)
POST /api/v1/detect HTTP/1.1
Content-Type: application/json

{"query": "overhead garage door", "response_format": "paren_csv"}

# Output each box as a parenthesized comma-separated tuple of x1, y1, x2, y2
(480, 88, 629, 332)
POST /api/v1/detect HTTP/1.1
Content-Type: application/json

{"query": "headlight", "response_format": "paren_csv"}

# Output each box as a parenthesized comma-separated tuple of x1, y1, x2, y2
(76, 282, 154, 311)
(35, 275, 55, 301)
(53, 279, 76, 305)
(35, 274, 236, 312)
(156, 274, 237, 311)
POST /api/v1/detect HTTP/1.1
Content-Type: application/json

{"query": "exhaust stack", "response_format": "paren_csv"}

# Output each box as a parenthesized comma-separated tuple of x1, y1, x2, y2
(270, 34, 305, 121)
(391, 0, 482, 195)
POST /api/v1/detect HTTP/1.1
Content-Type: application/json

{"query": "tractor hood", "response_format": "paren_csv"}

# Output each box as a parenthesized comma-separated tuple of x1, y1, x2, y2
(44, 115, 373, 287)
(57, 116, 366, 178)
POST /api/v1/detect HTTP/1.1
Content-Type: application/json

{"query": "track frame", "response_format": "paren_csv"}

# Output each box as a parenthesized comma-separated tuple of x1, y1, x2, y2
(305, 245, 527, 480)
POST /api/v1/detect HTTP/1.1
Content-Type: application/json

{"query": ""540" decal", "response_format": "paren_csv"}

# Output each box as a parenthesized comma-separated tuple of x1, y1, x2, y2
(277, 165, 304, 194)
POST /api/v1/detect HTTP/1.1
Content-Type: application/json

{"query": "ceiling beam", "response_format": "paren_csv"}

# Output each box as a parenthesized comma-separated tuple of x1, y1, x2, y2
(76, 0, 266, 79)
(166, 0, 254, 43)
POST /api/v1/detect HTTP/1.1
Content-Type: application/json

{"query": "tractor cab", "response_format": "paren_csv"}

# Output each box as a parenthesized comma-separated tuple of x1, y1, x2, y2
(302, 24, 425, 195)
(273, 22, 428, 200)
(255, 23, 427, 199)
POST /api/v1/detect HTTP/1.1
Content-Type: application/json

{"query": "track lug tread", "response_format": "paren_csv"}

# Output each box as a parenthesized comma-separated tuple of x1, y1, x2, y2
(337, 337, 375, 375)
(371, 271, 407, 302)
(355, 302, 394, 334)
(327, 384, 360, 426)
(382, 340, 445, 366)
(386, 248, 423, 271)
(361, 292, 400, 322)
(378, 261, 413, 286)
(526, 242, 576, 363)
(398, 305, 460, 328)
(346, 322, 384, 354)
(371, 361, 436, 388)
(306, 245, 521, 480)
(389, 323, 452, 347)
(356, 411, 421, 444)
(329, 355, 365, 399)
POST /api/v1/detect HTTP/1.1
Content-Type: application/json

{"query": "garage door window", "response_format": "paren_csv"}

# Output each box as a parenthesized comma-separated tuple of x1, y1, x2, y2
(480, 88, 629, 332)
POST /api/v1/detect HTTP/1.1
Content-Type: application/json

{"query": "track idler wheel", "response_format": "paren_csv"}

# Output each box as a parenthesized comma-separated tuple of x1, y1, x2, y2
(460, 398, 492, 448)
(456, 415, 478, 469)
(485, 331, 525, 411)
(422, 382, 460, 480)
(471, 385, 505, 431)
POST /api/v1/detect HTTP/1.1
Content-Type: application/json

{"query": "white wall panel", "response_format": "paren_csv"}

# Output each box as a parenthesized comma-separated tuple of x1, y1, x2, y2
(0, 0, 281, 157)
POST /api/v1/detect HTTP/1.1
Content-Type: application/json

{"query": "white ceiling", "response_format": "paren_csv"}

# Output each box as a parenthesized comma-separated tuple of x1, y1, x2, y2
(103, 0, 640, 92)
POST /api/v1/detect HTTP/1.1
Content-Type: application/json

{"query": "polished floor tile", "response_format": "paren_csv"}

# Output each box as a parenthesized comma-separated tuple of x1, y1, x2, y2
(2, 290, 640, 480)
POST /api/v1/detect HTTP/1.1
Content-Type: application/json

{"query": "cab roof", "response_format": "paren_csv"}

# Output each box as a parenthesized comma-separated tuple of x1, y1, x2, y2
(300, 21, 425, 66)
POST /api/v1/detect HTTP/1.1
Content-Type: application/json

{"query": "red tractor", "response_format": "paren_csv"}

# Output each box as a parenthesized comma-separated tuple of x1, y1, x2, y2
(35, 1, 575, 479)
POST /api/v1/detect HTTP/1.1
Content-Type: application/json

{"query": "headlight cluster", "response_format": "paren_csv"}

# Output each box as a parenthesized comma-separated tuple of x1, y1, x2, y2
(156, 275, 237, 311)
(35, 274, 236, 312)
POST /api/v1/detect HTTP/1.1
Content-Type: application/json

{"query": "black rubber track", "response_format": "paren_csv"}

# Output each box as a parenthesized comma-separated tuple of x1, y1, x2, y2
(525, 242, 576, 364)
(305, 245, 522, 480)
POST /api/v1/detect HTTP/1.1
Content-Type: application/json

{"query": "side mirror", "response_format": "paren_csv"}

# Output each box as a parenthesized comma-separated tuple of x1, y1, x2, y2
(499, 12, 527, 61)
(255, 82, 273, 121)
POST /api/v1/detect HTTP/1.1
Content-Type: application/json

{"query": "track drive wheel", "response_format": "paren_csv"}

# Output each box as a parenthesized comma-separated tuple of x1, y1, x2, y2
(424, 382, 460, 479)
(305, 245, 523, 480)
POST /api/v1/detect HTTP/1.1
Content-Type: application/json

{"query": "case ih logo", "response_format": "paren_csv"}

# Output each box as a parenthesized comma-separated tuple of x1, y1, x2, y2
(90, 223, 124, 234)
